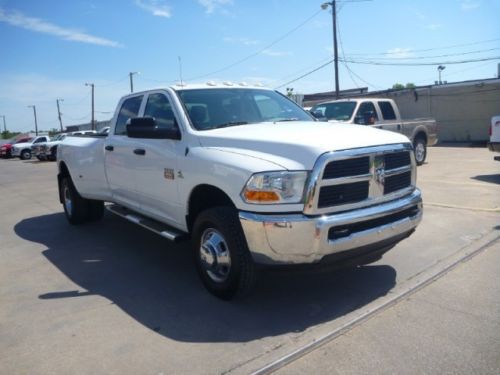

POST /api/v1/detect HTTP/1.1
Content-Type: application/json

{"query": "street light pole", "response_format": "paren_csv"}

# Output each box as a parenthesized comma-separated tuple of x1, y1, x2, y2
(28, 105, 38, 136)
(0, 115, 6, 133)
(56, 98, 64, 132)
(322, 1, 340, 98)
(85, 83, 95, 130)
(437, 65, 446, 85)
(129, 72, 139, 93)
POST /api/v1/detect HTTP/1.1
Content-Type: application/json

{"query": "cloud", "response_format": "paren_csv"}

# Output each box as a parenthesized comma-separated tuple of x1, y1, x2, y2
(261, 49, 291, 57)
(0, 7, 122, 47)
(198, 0, 233, 14)
(223, 37, 260, 46)
(461, 0, 480, 10)
(386, 48, 415, 59)
(135, 0, 171, 18)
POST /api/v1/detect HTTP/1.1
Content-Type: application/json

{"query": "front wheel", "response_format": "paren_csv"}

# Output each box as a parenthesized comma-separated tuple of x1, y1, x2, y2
(192, 207, 256, 300)
(413, 137, 427, 166)
(20, 149, 32, 160)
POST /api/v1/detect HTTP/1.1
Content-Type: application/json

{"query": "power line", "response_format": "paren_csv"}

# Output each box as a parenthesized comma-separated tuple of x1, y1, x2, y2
(349, 47, 500, 61)
(186, 9, 324, 81)
(275, 60, 334, 89)
(337, 13, 359, 88)
(346, 38, 500, 56)
(341, 56, 500, 66)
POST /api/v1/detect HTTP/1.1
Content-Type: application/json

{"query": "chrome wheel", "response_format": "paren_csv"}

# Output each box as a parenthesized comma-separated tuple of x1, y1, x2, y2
(414, 139, 426, 165)
(199, 228, 231, 283)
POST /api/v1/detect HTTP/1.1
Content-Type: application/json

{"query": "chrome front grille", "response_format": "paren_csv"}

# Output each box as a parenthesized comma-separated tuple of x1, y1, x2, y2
(304, 144, 416, 215)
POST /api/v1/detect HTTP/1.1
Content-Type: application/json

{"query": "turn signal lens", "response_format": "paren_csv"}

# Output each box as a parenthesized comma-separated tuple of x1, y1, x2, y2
(243, 190, 280, 202)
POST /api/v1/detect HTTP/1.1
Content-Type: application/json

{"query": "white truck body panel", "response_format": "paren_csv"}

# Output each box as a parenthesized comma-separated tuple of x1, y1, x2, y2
(488, 115, 500, 156)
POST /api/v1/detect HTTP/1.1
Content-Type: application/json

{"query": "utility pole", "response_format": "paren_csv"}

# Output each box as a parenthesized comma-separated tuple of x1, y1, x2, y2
(56, 98, 64, 132)
(322, 1, 340, 98)
(0, 115, 6, 133)
(27, 105, 38, 136)
(129, 72, 139, 93)
(85, 83, 95, 130)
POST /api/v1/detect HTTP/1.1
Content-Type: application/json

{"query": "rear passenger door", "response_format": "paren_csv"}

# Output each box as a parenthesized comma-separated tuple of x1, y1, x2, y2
(105, 95, 144, 210)
(377, 101, 402, 134)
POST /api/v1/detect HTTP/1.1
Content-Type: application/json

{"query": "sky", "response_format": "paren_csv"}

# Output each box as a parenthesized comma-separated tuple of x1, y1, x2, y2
(0, 0, 499, 133)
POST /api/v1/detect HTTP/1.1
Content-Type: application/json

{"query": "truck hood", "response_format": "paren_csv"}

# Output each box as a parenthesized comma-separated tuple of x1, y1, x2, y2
(197, 121, 410, 170)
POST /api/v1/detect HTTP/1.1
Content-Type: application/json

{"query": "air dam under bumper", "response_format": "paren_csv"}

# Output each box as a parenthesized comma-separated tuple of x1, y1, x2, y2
(239, 189, 422, 265)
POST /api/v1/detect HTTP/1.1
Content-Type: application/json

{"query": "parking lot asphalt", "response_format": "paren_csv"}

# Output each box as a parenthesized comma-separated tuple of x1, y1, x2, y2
(0, 147, 499, 374)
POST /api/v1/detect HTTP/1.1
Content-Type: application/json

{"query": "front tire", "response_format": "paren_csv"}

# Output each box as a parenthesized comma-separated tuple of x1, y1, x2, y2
(413, 137, 427, 166)
(192, 207, 256, 300)
(20, 149, 32, 160)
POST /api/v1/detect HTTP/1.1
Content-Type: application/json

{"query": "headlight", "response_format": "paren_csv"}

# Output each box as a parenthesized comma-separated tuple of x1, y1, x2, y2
(241, 171, 308, 204)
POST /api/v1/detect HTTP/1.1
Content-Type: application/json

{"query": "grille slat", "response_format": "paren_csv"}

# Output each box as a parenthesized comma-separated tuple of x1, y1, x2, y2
(384, 171, 412, 194)
(323, 157, 369, 179)
(318, 181, 369, 208)
(385, 152, 411, 170)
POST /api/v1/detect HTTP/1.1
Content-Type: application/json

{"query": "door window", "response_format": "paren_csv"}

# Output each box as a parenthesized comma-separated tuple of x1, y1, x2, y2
(144, 93, 178, 130)
(379, 101, 397, 120)
(115, 96, 144, 135)
(354, 102, 378, 125)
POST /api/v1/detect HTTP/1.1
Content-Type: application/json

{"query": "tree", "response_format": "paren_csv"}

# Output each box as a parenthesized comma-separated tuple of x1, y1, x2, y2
(392, 83, 416, 90)
(1, 130, 21, 139)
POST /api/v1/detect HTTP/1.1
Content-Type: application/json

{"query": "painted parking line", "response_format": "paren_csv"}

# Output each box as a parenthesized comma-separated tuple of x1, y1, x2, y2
(425, 202, 500, 213)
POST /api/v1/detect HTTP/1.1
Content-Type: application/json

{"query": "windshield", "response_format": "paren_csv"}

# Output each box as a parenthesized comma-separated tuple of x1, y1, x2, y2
(311, 102, 357, 121)
(177, 88, 313, 130)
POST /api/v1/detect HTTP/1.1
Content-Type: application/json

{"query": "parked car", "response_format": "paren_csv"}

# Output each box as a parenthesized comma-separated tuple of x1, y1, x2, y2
(58, 83, 422, 299)
(33, 133, 67, 161)
(0, 136, 33, 158)
(310, 98, 438, 165)
(11, 135, 50, 160)
(488, 115, 500, 161)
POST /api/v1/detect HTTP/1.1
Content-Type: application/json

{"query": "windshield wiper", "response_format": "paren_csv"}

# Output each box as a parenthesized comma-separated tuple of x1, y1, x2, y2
(213, 121, 249, 129)
(275, 118, 299, 122)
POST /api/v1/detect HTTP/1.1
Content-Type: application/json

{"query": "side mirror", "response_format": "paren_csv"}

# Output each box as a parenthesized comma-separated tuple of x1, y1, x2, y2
(310, 110, 324, 119)
(126, 117, 181, 140)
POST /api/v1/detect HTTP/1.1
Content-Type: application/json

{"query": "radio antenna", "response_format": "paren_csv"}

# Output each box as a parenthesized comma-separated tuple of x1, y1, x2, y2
(178, 56, 184, 86)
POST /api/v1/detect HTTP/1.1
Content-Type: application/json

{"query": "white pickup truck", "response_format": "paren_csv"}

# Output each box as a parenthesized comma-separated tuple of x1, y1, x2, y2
(57, 83, 422, 299)
(310, 98, 438, 165)
(488, 115, 500, 161)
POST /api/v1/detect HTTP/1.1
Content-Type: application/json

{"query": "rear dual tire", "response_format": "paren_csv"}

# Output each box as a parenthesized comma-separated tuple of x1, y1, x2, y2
(61, 176, 104, 225)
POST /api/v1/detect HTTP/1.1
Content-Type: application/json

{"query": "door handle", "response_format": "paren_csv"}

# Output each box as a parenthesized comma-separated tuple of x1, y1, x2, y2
(105, 145, 114, 151)
(397, 124, 402, 131)
(133, 148, 146, 155)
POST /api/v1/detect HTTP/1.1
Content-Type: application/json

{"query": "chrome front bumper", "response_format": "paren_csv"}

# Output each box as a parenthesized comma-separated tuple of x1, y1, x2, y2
(239, 189, 422, 265)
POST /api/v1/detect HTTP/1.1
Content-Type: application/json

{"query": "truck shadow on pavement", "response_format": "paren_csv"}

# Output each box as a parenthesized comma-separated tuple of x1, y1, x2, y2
(15, 212, 397, 343)
(471, 174, 500, 185)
